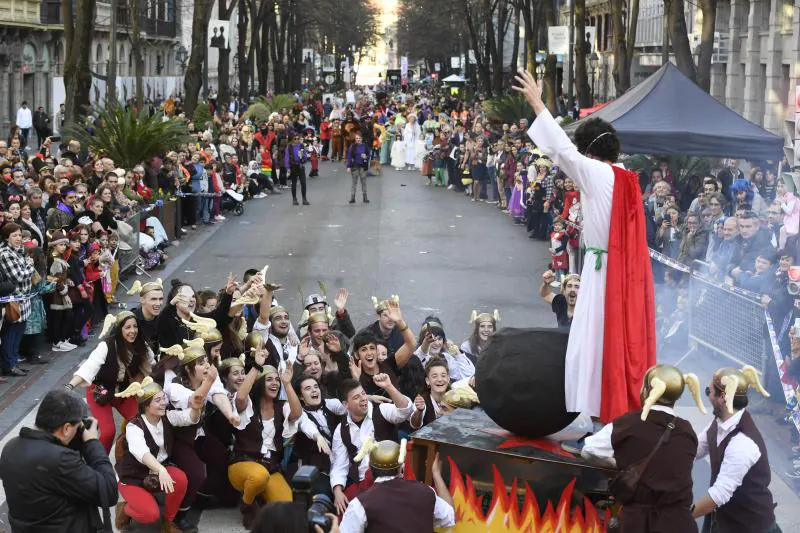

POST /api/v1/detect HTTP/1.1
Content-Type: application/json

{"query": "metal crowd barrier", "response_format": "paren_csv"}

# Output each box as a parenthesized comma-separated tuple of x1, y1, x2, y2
(117, 210, 141, 276)
(686, 273, 767, 371)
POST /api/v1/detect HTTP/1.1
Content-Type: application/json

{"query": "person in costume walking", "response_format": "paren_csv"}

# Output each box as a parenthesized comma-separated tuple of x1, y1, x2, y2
(513, 69, 656, 422)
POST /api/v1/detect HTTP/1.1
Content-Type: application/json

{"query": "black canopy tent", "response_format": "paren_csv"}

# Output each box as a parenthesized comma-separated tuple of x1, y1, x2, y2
(563, 63, 784, 161)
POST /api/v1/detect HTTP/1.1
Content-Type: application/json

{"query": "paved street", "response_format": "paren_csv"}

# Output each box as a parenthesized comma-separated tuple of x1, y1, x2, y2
(0, 162, 798, 531)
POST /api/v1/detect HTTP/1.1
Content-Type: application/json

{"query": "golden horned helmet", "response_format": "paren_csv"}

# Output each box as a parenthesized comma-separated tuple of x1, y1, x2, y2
(180, 338, 207, 366)
(354, 437, 408, 472)
(269, 305, 288, 319)
(127, 278, 163, 297)
(371, 294, 399, 314)
(159, 337, 206, 363)
(201, 327, 223, 345)
(712, 365, 769, 415)
(307, 312, 330, 327)
(181, 313, 217, 336)
(469, 309, 500, 324)
(219, 354, 246, 371)
(99, 311, 136, 339)
(245, 331, 266, 353)
(115, 376, 162, 403)
(640, 364, 706, 421)
(443, 386, 480, 408)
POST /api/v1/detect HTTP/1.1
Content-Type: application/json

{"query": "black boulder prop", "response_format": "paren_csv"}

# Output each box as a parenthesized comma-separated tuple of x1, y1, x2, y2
(476, 327, 579, 438)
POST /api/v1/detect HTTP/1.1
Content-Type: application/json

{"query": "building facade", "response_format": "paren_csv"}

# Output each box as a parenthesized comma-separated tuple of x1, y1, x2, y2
(0, 0, 182, 134)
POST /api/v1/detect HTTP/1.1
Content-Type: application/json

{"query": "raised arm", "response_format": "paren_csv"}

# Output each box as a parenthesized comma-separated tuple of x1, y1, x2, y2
(384, 299, 416, 369)
(540, 270, 556, 304)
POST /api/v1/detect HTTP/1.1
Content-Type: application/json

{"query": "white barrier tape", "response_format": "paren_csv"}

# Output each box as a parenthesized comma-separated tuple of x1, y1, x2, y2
(763, 310, 800, 434)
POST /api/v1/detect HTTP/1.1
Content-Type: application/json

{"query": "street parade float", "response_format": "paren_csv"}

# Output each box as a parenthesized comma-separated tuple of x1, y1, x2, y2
(408, 328, 616, 532)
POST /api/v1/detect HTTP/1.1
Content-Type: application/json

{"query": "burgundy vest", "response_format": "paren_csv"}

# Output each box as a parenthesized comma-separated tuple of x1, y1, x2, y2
(421, 392, 438, 427)
(339, 403, 398, 485)
(708, 410, 775, 533)
(231, 398, 285, 473)
(115, 415, 175, 486)
(358, 478, 436, 533)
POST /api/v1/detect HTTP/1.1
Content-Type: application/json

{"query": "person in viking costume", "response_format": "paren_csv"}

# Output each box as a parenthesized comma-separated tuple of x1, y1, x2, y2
(66, 312, 156, 452)
(113, 377, 201, 533)
(339, 439, 455, 532)
(582, 364, 706, 532)
(460, 309, 500, 363)
(128, 278, 164, 353)
(692, 366, 781, 533)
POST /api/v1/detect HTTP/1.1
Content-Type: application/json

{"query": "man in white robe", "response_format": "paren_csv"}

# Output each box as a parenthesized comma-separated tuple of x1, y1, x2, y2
(514, 70, 656, 421)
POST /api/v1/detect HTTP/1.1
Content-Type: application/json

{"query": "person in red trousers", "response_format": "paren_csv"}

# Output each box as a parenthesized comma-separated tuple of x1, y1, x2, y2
(113, 377, 201, 533)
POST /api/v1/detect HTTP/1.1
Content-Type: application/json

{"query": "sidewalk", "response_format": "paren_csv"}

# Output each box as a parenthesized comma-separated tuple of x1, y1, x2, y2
(0, 222, 224, 440)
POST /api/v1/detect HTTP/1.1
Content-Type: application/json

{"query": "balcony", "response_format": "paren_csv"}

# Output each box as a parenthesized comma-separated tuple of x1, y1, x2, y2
(41, 0, 176, 38)
(0, 0, 44, 24)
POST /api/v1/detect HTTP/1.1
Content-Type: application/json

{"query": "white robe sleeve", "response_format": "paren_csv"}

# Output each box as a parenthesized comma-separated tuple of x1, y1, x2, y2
(527, 110, 614, 198)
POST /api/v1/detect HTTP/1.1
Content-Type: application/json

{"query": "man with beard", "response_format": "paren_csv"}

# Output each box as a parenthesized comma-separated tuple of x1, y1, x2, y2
(294, 375, 345, 495)
(692, 366, 779, 533)
(254, 304, 299, 365)
(128, 278, 164, 352)
(540, 271, 580, 328)
(330, 376, 413, 514)
(729, 212, 773, 282)
(353, 300, 415, 396)
(582, 364, 705, 532)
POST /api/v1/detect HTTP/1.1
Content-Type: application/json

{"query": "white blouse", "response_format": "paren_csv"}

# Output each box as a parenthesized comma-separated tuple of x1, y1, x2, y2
(74, 341, 155, 385)
(126, 409, 198, 466)
(255, 401, 298, 458)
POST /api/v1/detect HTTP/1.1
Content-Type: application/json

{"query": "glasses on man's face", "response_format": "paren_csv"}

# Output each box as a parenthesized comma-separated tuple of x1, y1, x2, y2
(709, 202, 720, 206)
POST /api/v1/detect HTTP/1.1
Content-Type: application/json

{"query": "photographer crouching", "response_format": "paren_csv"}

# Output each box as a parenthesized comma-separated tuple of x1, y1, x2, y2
(0, 389, 118, 532)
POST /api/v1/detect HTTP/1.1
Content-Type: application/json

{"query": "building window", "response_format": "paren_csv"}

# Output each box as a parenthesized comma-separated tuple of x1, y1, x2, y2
(167, 0, 174, 22)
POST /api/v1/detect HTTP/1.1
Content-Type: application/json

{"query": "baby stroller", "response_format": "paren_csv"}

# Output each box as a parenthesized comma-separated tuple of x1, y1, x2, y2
(221, 188, 245, 216)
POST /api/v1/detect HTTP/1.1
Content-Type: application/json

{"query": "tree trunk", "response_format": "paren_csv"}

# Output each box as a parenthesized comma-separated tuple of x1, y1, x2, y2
(219, 48, 231, 111)
(665, 0, 697, 82)
(625, 0, 640, 77)
(270, 4, 287, 93)
(510, 4, 520, 80)
(238, 0, 249, 98)
(575, 0, 591, 107)
(107, 0, 118, 106)
(184, 0, 209, 116)
(491, 0, 507, 95)
(62, 0, 95, 125)
(696, 0, 717, 92)
(541, 0, 556, 113)
(611, 0, 630, 94)
(131, 0, 144, 109)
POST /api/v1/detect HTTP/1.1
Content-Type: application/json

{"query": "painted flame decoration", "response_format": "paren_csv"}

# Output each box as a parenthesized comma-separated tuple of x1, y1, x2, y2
(440, 458, 608, 533)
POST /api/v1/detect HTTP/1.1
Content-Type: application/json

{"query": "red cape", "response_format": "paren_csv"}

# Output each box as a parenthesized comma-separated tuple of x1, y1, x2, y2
(600, 165, 657, 422)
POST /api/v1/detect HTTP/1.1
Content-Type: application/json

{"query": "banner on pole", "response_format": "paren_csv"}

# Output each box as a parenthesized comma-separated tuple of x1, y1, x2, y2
(548, 26, 569, 56)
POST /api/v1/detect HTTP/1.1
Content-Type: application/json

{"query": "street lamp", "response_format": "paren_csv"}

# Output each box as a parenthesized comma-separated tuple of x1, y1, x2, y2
(589, 53, 599, 102)
(175, 45, 188, 73)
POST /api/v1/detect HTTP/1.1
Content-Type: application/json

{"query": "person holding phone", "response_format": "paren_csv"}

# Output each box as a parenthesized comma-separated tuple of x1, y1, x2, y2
(0, 388, 118, 533)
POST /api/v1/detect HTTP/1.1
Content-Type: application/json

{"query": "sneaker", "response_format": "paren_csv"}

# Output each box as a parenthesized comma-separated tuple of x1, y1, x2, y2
(52, 343, 69, 352)
(447, 185, 454, 190)
(58, 341, 77, 352)
(180, 228, 188, 234)
(215, 215, 226, 221)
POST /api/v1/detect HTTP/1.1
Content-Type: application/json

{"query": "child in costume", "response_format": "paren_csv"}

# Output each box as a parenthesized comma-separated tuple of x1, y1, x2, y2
(549, 218, 570, 283)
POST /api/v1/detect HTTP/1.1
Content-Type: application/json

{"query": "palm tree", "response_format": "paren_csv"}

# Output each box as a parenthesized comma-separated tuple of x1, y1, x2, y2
(65, 106, 191, 169)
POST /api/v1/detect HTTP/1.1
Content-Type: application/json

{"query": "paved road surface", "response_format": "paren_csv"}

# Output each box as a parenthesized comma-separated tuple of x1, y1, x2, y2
(0, 162, 797, 532)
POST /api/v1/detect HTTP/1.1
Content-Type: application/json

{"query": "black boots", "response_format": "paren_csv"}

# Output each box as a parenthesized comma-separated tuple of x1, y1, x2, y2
(363, 194, 370, 204)
(349, 196, 356, 204)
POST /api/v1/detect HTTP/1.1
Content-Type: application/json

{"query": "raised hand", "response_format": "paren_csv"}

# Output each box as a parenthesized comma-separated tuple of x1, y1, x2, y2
(349, 357, 362, 381)
(542, 270, 556, 285)
(280, 363, 294, 385)
(225, 272, 239, 295)
(373, 373, 391, 390)
(414, 394, 426, 411)
(334, 288, 349, 311)
(385, 298, 403, 324)
(325, 333, 342, 353)
(512, 69, 545, 113)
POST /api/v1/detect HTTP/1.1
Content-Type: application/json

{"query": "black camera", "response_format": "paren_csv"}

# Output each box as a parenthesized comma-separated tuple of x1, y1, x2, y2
(307, 493, 335, 532)
(291, 465, 334, 532)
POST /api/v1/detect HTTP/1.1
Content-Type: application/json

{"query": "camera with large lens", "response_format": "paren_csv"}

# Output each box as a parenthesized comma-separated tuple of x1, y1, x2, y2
(307, 493, 335, 531)
(291, 465, 335, 532)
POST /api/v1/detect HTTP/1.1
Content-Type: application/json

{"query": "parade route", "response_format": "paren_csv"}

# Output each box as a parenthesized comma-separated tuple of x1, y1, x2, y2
(0, 162, 798, 531)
